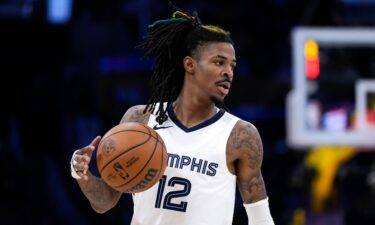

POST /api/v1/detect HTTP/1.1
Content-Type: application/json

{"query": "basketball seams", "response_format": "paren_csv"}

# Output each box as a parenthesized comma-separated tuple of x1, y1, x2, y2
(99, 133, 152, 173)
(102, 129, 151, 141)
(97, 122, 167, 193)
(145, 124, 167, 190)
(139, 124, 166, 146)
(115, 130, 159, 189)
(140, 123, 167, 188)
(103, 129, 164, 145)
(98, 129, 160, 172)
(100, 123, 164, 148)
(147, 134, 164, 189)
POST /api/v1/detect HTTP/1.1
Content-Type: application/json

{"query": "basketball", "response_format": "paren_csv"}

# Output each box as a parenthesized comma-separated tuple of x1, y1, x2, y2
(96, 122, 167, 193)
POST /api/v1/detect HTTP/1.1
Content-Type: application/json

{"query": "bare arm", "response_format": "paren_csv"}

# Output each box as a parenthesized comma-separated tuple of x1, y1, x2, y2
(227, 120, 267, 204)
(73, 105, 150, 213)
(73, 136, 122, 214)
(77, 165, 121, 213)
(120, 105, 150, 125)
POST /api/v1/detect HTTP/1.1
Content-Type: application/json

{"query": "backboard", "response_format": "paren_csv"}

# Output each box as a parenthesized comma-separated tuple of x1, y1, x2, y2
(287, 27, 375, 148)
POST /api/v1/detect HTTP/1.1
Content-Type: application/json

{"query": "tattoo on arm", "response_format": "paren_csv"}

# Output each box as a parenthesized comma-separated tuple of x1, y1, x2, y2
(120, 105, 150, 124)
(227, 121, 267, 203)
(78, 174, 121, 212)
(228, 123, 263, 169)
(76, 105, 150, 213)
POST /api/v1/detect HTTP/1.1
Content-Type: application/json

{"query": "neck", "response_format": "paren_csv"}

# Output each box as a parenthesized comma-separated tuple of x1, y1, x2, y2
(172, 88, 217, 128)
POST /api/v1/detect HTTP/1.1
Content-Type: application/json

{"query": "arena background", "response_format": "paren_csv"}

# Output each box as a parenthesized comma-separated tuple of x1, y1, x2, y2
(1, 0, 375, 225)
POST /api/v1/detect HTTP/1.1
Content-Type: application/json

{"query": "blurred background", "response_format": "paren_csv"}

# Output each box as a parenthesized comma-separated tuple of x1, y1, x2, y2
(1, 0, 375, 225)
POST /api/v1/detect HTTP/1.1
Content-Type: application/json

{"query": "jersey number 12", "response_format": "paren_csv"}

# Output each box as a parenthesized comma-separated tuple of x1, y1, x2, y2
(154, 175, 191, 212)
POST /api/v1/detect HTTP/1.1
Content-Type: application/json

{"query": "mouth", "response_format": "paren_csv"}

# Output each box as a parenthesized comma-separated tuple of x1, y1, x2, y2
(218, 82, 230, 90)
(216, 80, 232, 95)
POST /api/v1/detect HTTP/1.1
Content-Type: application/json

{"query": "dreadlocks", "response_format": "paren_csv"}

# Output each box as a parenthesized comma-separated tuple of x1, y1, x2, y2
(139, 5, 233, 124)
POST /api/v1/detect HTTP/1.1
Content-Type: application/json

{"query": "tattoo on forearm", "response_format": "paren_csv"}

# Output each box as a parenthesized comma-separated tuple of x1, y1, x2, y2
(237, 172, 267, 202)
(247, 173, 266, 200)
(78, 177, 118, 208)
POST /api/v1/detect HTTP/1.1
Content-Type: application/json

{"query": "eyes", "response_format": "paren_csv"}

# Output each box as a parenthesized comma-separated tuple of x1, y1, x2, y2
(213, 60, 236, 70)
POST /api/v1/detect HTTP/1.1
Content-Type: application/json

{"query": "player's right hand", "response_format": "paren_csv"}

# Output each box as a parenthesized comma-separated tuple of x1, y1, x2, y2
(70, 136, 101, 180)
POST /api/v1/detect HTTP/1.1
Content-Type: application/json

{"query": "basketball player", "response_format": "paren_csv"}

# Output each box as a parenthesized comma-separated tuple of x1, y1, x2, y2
(70, 8, 275, 225)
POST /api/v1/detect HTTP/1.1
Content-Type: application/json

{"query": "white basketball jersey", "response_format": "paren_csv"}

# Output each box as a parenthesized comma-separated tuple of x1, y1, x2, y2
(131, 104, 240, 225)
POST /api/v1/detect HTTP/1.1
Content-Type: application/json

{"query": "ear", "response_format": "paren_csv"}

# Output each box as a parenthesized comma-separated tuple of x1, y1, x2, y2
(183, 56, 195, 74)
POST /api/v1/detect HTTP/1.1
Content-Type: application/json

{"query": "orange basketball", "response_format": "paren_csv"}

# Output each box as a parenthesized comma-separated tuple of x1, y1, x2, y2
(96, 122, 167, 193)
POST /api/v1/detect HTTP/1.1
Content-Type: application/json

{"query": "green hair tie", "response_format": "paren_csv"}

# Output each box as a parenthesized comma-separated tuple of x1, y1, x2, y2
(148, 17, 186, 29)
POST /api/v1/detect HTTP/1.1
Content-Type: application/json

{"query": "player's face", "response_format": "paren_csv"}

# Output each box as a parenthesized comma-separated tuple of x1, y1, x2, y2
(193, 42, 236, 104)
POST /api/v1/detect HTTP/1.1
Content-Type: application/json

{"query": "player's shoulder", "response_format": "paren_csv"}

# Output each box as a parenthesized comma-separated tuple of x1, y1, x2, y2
(120, 105, 151, 125)
(233, 119, 258, 133)
(227, 119, 262, 152)
(222, 109, 259, 137)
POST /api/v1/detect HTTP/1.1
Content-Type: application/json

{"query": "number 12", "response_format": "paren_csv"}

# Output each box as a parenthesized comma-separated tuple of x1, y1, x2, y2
(154, 175, 191, 212)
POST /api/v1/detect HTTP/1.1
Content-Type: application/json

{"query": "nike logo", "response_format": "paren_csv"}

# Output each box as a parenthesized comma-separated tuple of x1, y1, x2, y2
(153, 125, 173, 130)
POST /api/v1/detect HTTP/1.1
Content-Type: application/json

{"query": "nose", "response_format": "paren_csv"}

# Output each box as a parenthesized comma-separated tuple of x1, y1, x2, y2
(223, 65, 233, 80)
